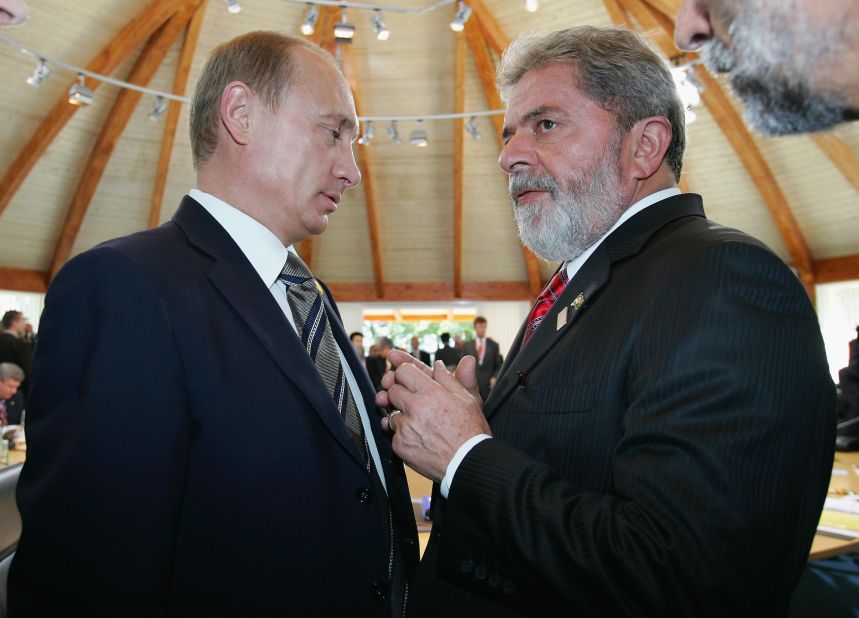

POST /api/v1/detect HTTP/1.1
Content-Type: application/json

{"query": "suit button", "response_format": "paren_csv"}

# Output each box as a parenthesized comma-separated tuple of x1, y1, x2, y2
(460, 559, 475, 574)
(502, 579, 517, 595)
(356, 487, 374, 504)
(369, 580, 389, 600)
(488, 573, 501, 588)
(474, 565, 488, 580)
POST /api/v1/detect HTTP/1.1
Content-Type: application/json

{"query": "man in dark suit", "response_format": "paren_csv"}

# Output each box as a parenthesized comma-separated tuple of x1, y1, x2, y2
(0, 311, 32, 404)
(378, 26, 834, 617)
(434, 333, 461, 371)
(460, 317, 502, 402)
(408, 336, 432, 367)
(10, 32, 417, 617)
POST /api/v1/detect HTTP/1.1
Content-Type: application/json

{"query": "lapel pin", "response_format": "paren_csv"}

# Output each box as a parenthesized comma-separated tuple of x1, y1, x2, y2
(556, 306, 568, 331)
(572, 292, 585, 311)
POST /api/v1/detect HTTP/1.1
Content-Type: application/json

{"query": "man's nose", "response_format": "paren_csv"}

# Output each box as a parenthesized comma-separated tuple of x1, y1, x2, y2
(674, 0, 715, 52)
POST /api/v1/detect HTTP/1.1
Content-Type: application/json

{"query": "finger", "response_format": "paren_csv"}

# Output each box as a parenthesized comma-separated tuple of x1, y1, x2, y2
(388, 349, 433, 378)
(393, 362, 436, 394)
(453, 355, 482, 402)
(380, 370, 397, 390)
(381, 416, 392, 432)
(375, 390, 391, 408)
(386, 383, 417, 414)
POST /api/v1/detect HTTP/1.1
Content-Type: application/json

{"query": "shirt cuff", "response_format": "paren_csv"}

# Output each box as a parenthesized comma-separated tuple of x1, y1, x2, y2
(440, 434, 492, 498)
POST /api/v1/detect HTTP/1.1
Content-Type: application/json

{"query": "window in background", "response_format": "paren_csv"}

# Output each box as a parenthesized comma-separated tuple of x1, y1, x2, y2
(362, 307, 477, 354)
(817, 280, 859, 384)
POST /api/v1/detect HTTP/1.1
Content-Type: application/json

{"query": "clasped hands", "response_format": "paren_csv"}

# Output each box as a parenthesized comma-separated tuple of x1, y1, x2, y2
(375, 350, 491, 482)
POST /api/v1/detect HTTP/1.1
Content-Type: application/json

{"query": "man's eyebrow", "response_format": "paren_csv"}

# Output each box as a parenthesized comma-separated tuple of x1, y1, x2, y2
(319, 113, 356, 131)
(502, 105, 565, 140)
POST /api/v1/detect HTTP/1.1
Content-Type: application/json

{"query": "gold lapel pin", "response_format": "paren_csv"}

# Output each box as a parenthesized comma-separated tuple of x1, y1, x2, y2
(572, 292, 585, 311)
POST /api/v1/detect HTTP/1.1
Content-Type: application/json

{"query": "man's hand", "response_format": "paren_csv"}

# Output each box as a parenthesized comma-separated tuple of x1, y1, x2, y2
(376, 350, 490, 481)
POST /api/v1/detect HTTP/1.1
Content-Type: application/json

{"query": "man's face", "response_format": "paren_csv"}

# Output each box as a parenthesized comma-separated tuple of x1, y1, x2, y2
(0, 378, 20, 400)
(474, 322, 487, 339)
(244, 48, 360, 246)
(499, 62, 629, 262)
(410, 336, 419, 350)
(674, 0, 857, 135)
(351, 334, 363, 347)
(9, 315, 23, 334)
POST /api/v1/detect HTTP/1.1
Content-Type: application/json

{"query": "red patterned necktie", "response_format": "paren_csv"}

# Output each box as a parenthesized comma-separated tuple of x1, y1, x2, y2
(521, 266, 569, 347)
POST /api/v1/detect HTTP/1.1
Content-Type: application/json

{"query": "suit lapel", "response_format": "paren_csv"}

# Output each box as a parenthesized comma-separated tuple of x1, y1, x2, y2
(484, 193, 706, 419)
(173, 197, 365, 468)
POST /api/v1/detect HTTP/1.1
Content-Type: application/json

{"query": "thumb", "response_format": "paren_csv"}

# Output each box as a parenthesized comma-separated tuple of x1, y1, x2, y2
(453, 355, 482, 404)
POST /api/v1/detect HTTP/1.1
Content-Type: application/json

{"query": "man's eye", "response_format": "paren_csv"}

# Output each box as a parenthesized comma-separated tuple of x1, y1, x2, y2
(330, 129, 341, 140)
(537, 119, 556, 132)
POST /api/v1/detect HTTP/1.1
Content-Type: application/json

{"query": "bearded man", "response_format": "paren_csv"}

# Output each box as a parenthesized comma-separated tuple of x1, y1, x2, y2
(674, 0, 859, 135)
(377, 26, 835, 617)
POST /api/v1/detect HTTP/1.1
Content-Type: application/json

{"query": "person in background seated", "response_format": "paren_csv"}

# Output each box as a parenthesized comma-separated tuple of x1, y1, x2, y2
(0, 311, 32, 404)
(0, 362, 23, 429)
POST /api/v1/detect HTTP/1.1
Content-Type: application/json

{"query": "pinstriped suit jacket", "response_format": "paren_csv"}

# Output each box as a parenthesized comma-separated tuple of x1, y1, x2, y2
(408, 193, 835, 617)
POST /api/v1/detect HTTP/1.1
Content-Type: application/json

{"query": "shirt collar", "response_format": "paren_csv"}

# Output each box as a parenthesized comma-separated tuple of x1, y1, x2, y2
(190, 189, 295, 288)
(564, 188, 681, 281)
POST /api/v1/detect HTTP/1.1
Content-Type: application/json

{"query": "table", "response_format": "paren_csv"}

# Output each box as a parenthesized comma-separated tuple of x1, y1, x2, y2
(809, 451, 859, 561)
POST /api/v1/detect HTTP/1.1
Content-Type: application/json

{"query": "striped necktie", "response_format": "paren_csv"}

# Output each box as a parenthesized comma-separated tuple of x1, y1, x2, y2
(522, 266, 569, 348)
(279, 253, 366, 462)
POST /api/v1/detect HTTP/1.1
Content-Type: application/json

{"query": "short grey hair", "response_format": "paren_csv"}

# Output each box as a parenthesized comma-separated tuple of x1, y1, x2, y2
(497, 25, 686, 181)
(0, 362, 24, 381)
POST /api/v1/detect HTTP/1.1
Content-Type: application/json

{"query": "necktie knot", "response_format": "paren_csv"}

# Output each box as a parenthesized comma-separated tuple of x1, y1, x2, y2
(279, 252, 313, 287)
(522, 265, 569, 347)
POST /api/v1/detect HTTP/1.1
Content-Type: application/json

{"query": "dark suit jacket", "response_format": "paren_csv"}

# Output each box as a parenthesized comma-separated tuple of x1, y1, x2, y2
(435, 346, 461, 370)
(10, 197, 418, 617)
(461, 338, 503, 401)
(0, 332, 32, 402)
(411, 350, 431, 366)
(408, 194, 835, 617)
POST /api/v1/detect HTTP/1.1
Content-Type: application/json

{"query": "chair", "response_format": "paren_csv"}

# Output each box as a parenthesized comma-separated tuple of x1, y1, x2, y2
(0, 463, 23, 618)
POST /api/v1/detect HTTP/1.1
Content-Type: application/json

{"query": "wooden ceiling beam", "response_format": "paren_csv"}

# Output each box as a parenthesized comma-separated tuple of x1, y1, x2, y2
(602, 0, 632, 26)
(326, 280, 533, 302)
(341, 39, 385, 299)
(809, 133, 859, 196)
(149, 0, 208, 229)
(0, 0, 194, 219)
(814, 254, 859, 284)
(453, 30, 466, 298)
(49, 5, 198, 279)
(463, 19, 543, 298)
(615, 0, 677, 57)
(0, 268, 48, 293)
(639, 0, 682, 21)
(613, 0, 816, 297)
(467, 0, 509, 56)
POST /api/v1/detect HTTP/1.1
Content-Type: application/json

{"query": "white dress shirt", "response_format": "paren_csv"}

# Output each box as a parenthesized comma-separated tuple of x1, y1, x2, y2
(440, 188, 682, 498)
(190, 189, 387, 491)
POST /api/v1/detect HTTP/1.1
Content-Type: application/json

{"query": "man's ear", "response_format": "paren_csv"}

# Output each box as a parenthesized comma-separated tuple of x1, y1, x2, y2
(220, 81, 253, 146)
(627, 116, 673, 180)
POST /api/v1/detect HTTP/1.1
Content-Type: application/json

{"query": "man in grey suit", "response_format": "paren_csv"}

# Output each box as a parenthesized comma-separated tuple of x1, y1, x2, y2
(379, 25, 834, 617)
(460, 317, 502, 402)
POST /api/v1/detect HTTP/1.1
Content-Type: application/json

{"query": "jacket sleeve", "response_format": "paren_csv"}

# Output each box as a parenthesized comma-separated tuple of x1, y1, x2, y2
(433, 241, 835, 617)
(9, 247, 191, 617)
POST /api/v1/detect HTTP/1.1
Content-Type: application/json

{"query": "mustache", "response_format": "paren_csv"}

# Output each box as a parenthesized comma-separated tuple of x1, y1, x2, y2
(508, 173, 560, 202)
(701, 39, 736, 75)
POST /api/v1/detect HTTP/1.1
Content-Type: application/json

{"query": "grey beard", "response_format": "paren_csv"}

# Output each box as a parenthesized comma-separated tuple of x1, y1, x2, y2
(700, 5, 852, 136)
(509, 156, 625, 262)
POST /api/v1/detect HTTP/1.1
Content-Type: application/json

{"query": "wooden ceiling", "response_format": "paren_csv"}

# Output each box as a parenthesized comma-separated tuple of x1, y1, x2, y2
(0, 0, 856, 301)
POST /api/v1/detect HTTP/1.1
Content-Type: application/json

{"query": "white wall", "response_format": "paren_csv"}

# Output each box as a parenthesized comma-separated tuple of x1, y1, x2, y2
(817, 280, 859, 383)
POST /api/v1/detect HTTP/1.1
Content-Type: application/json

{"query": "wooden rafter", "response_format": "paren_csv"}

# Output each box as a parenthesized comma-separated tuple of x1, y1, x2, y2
(340, 40, 385, 299)
(463, 17, 543, 298)
(453, 29, 466, 298)
(0, 0, 193, 219)
(639, 0, 682, 21)
(602, 0, 631, 26)
(466, 0, 509, 58)
(296, 6, 340, 268)
(149, 0, 208, 229)
(0, 268, 48, 293)
(327, 281, 533, 302)
(615, 0, 677, 56)
(609, 0, 816, 297)
(814, 254, 859, 284)
(810, 133, 859, 196)
(49, 5, 198, 279)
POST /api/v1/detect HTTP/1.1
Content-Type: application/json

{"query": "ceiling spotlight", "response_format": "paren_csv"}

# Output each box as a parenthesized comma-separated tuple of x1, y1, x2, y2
(26, 58, 51, 87)
(226, 0, 241, 14)
(525, 0, 538, 12)
(358, 120, 374, 145)
(149, 95, 168, 122)
(67, 73, 94, 106)
(387, 120, 401, 144)
(371, 9, 390, 41)
(334, 9, 355, 42)
(450, 1, 472, 32)
(409, 120, 428, 148)
(300, 3, 319, 36)
(464, 116, 481, 140)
